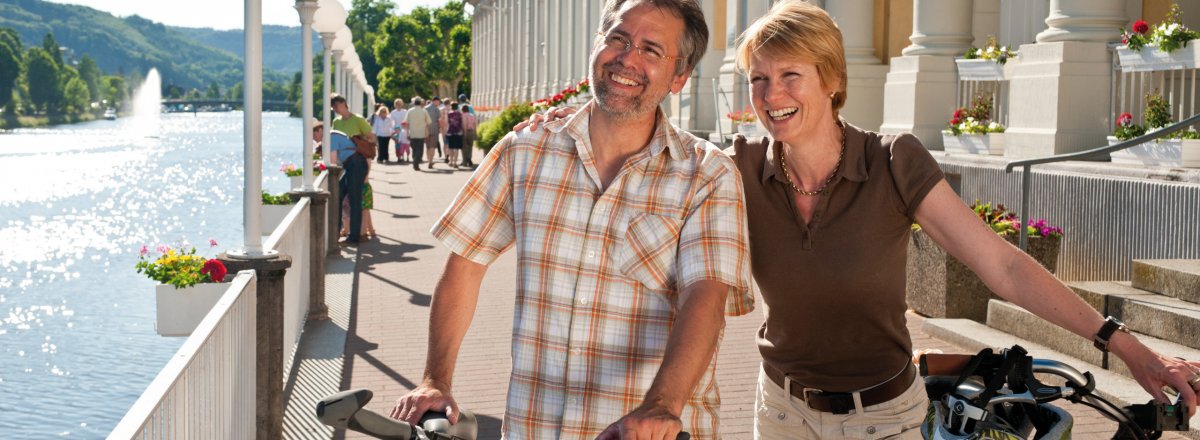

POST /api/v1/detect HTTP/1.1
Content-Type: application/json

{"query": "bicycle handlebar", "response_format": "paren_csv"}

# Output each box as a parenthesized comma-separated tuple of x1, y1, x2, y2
(316, 388, 692, 440)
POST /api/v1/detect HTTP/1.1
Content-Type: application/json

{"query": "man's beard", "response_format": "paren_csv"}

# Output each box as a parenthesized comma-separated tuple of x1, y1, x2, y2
(592, 61, 663, 122)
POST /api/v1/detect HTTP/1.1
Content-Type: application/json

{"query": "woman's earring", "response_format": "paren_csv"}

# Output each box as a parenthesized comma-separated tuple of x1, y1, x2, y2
(829, 92, 836, 100)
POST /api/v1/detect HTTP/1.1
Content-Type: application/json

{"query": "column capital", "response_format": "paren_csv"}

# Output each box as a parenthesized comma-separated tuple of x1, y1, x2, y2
(293, 1, 319, 24)
(319, 32, 336, 50)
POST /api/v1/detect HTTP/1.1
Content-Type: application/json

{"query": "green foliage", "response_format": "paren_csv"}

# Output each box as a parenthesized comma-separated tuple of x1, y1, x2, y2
(1144, 91, 1172, 129)
(40, 33, 60, 66)
(77, 55, 100, 104)
(101, 75, 126, 107)
(348, 0, 394, 93)
(0, 28, 20, 111)
(62, 76, 88, 113)
(23, 47, 57, 113)
(205, 81, 220, 100)
(476, 103, 535, 154)
(374, 1, 471, 101)
(262, 191, 295, 206)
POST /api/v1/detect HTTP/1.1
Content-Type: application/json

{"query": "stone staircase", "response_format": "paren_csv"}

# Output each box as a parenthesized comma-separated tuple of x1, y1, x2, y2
(923, 259, 1200, 439)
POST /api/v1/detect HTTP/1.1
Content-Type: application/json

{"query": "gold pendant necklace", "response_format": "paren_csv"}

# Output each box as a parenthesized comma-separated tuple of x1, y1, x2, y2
(780, 122, 846, 196)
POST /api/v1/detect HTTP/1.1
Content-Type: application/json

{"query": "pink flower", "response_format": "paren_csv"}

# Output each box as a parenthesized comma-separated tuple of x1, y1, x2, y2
(155, 245, 168, 254)
(1133, 20, 1150, 34)
(139, 245, 149, 256)
(209, 239, 218, 247)
(201, 259, 228, 283)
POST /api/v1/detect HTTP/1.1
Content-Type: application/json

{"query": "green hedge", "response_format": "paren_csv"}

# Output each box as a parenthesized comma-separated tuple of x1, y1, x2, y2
(477, 102, 536, 155)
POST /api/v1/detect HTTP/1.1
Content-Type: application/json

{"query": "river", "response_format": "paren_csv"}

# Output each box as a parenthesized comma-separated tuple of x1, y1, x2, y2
(0, 111, 305, 438)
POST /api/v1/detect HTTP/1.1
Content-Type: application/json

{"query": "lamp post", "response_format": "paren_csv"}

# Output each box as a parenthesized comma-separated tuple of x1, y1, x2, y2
(294, 0, 318, 191)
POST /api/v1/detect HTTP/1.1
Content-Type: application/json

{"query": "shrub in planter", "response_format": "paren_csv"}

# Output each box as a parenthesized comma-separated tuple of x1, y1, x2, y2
(261, 191, 297, 235)
(906, 202, 1063, 322)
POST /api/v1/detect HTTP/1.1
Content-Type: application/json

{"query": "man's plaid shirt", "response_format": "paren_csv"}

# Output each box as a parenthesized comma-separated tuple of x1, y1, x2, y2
(432, 102, 753, 439)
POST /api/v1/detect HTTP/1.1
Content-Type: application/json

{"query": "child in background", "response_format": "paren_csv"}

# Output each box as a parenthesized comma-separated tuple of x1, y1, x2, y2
(394, 122, 411, 163)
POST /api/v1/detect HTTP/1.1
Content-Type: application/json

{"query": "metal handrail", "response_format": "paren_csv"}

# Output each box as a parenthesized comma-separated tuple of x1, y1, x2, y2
(1003, 112, 1200, 249)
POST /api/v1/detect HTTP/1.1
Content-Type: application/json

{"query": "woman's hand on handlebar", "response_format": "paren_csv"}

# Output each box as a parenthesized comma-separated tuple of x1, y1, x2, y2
(512, 106, 578, 132)
(595, 402, 684, 440)
(1113, 333, 1200, 417)
(390, 379, 461, 425)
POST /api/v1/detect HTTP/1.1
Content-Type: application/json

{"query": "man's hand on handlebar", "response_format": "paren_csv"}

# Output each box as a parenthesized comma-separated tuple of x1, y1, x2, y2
(512, 106, 577, 132)
(595, 402, 684, 440)
(390, 379, 461, 426)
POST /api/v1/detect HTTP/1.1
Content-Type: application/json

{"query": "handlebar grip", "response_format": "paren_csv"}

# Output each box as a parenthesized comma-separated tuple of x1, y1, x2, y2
(919, 353, 975, 376)
(677, 432, 690, 440)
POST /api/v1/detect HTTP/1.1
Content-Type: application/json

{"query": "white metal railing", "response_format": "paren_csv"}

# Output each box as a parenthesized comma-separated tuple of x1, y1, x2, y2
(108, 271, 258, 439)
(1110, 45, 1200, 134)
(266, 195, 311, 374)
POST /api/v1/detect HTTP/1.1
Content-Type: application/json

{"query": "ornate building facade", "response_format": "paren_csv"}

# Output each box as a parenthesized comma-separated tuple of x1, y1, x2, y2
(466, 0, 1195, 156)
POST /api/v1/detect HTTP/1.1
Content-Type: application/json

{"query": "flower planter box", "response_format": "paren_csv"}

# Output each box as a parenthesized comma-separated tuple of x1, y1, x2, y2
(1107, 136, 1200, 167)
(738, 122, 767, 139)
(155, 282, 232, 337)
(955, 58, 1006, 81)
(1116, 43, 1200, 72)
(906, 229, 1061, 322)
(261, 203, 295, 235)
(289, 175, 303, 189)
(942, 133, 1005, 156)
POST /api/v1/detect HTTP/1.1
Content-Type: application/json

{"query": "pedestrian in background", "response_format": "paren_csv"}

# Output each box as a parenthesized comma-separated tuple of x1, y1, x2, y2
(461, 104, 477, 168)
(329, 94, 374, 246)
(406, 96, 433, 171)
(390, 99, 409, 163)
(425, 97, 443, 162)
(372, 105, 393, 164)
(445, 102, 464, 167)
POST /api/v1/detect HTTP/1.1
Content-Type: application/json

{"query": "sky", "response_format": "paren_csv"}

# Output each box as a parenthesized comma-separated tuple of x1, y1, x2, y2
(44, 0, 463, 30)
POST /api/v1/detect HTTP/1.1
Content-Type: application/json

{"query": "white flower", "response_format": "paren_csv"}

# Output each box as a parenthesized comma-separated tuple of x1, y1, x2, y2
(986, 46, 995, 54)
(987, 122, 1003, 132)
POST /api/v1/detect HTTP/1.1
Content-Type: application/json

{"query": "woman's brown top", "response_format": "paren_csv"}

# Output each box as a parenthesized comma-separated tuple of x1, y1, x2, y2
(728, 123, 944, 392)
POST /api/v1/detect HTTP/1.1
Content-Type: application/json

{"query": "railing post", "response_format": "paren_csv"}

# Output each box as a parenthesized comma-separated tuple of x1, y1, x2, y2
(326, 165, 344, 255)
(1019, 165, 1031, 251)
(216, 254, 292, 440)
(289, 188, 330, 320)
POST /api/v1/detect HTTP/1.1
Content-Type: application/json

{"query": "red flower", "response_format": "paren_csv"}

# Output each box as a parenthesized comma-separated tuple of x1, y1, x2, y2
(202, 259, 228, 283)
(1133, 20, 1150, 34)
(1118, 112, 1133, 126)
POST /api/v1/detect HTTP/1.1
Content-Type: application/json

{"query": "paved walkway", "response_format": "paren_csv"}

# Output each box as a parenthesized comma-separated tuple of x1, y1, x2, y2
(331, 152, 1161, 439)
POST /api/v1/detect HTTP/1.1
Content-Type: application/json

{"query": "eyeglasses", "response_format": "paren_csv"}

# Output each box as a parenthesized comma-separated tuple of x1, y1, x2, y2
(597, 32, 682, 65)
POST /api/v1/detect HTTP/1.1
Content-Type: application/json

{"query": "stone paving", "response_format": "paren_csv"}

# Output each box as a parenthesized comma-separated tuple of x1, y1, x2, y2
(329, 151, 1177, 439)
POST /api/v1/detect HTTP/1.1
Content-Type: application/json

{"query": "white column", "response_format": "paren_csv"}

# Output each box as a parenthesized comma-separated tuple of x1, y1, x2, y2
(826, 0, 887, 131)
(537, 0, 549, 98)
(295, 1, 318, 191)
(320, 34, 334, 164)
(1004, 0, 1126, 157)
(1036, 0, 1126, 44)
(880, 0, 973, 149)
(718, 0, 770, 138)
(233, 0, 267, 257)
(332, 50, 343, 96)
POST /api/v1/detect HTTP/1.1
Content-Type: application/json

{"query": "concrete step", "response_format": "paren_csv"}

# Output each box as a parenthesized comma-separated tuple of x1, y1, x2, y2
(923, 318, 1200, 439)
(1071, 281, 1200, 351)
(986, 299, 1200, 379)
(1133, 260, 1200, 305)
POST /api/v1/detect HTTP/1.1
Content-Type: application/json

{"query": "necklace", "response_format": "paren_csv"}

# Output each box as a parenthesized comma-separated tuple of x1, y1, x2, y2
(780, 122, 846, 196)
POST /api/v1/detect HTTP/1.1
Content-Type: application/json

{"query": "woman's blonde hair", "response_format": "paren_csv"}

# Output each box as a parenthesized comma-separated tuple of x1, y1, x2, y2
(735, 0, 848, 117)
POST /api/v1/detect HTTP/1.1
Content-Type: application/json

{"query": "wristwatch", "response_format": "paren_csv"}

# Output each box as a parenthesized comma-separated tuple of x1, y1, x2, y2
(1093, 316, 1131, 352)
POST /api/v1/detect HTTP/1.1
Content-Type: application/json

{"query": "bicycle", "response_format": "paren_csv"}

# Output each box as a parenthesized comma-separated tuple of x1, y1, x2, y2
(919, 344, 1190, 440)
(316, 388, 692, 440)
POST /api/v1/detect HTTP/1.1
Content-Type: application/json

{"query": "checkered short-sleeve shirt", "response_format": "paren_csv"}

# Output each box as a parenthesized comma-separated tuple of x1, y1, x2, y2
(432, 102, 753, 440)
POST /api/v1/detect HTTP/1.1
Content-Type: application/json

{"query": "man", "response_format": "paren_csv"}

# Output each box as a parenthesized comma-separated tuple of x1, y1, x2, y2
(389, 98, 408, 163)
(457, 93, 474, 115)
(425, 97, 443, 163)
(390, 1, 751, 439)
(405, 96, 433, 171)
(330, 93, 375, 246)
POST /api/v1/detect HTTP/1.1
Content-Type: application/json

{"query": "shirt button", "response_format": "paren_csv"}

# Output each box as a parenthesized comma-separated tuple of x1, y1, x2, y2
(866, 426, 876, 435)
(571, 347, 582, 355)
(570, 398, 578, 405)
(777, 412, 787, 421)
(587, 250, 595, 258)
(579, 298, 588, 305)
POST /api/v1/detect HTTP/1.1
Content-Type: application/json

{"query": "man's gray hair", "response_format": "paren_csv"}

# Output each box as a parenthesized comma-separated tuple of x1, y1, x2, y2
(596, 0, 709, 75)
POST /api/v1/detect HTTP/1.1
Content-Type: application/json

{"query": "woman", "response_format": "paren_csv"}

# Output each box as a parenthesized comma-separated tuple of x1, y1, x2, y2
(460, 105, 477, 168)
(445, 102, 464, 167)
(731, 3, 1199, 438)
(372, 105, 394, 164)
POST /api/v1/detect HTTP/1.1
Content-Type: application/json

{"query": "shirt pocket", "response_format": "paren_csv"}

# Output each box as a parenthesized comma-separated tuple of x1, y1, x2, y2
(615, 212, 683, 293)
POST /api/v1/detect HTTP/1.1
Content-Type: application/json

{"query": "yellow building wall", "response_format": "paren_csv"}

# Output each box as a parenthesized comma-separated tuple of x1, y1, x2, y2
(873, 0, 913, 65)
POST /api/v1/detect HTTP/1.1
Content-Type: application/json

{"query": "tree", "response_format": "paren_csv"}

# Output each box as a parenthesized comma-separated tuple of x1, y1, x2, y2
(42, 33, 62, 67)
(24, 47, 59, 113)
(77, 55, 101, 105)
(0, 28, 21, 113)
(63, 76, 89, 113)
(205, 81, 221, 99)
(348, 0, 394, 92)
(102, 75, 127, 108)
(374, 2, 471, 101)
